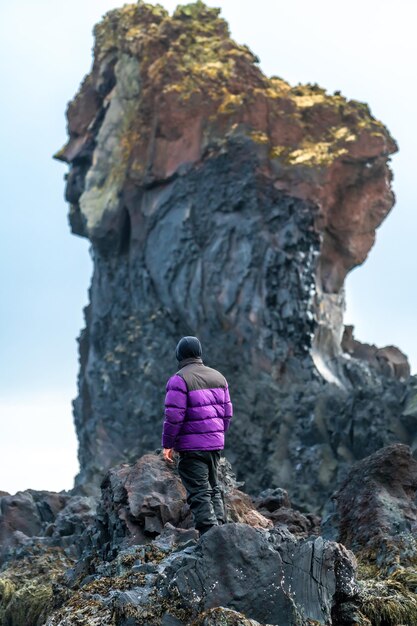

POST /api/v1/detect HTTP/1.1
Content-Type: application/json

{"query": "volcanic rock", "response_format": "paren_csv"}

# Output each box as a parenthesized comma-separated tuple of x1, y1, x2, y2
(322, 443, 417, 569)
(52, 1, 413, 512)
(401, 380, 417, 448)
(158, 522, 357, 626)
(39, 520, 358, 626)
(91, 452, 191, 560)
(85, 451, 272, 562)
(342, 325, 410, 380)
(0, 489, 96, 566)
(255, 487, 321, 537)
(3, 3, 417, 625)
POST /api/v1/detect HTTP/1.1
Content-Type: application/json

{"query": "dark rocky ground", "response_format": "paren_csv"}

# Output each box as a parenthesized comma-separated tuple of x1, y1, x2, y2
(1, 446, 417, 625)
(1, 2, 417, 625)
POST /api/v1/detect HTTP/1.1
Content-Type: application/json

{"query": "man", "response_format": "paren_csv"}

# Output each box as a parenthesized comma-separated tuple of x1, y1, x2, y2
(161, 336, 233, 536)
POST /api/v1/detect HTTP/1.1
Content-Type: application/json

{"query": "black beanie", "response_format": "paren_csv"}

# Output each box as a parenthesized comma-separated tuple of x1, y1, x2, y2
(176, 336, 202, 362)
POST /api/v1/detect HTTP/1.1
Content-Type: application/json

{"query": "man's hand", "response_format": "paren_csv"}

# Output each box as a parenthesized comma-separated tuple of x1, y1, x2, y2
(163, 448, 175, 464)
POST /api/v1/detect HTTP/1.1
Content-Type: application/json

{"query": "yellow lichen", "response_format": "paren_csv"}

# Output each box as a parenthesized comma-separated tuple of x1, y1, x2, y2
(292, 94, 327, 108)
(198, 60, 226, 79)
(287, 141, 348, 166)
(330, 126, 357, 142)
(270, 76, 291, 91)
(173, 0, 222, 22)
(64, 0, 395, 197)
(258, 86, 284, 99)
(270, 146, 287, 159)
(218, 92, 245, 114)
(250, 131, 269, 145)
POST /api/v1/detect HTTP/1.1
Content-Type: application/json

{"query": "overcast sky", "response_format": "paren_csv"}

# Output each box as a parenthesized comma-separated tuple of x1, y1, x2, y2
(1, 0, 415, 495)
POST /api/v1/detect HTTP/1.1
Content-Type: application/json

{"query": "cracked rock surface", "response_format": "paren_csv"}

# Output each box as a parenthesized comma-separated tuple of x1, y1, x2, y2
(157, 523, 357, 626)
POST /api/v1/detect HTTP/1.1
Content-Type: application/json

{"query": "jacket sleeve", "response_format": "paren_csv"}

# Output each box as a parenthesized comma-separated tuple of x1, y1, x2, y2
(161, 374, 188, 448)
(223, 382, 233, 433)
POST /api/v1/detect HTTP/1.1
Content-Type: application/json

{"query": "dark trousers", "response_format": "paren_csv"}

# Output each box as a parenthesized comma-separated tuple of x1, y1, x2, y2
(177, 449, 226, 531)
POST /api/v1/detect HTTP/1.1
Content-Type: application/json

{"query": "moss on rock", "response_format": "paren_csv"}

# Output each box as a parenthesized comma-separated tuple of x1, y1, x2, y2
(0, 546, 74, 626)
(191, 606, 265, 626)
(59, 0, 397, 206)
(355, 561, 417, 626)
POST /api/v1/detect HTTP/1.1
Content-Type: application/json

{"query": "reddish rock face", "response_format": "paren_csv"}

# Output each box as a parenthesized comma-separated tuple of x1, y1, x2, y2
(54, 2, 397, 295)
(342, 325, 411, 380)
(98, 453, 191, 549)
(93, 452, 273, 558)
(0, 492, 44, 544)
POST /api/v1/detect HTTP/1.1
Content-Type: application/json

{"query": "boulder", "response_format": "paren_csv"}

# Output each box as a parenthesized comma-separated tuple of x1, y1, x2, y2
(158, 522, 357, 626)
(322, 443, 417, 568)
(88, 452, 273, 560)
(255, 487, 321, 537)
(92, 453, 191, 559)
(0, 489, 96, 565)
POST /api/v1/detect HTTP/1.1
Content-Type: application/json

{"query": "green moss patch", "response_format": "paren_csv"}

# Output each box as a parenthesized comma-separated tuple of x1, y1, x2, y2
(0, 546, 74, 626)
(356, 561, 417, 626)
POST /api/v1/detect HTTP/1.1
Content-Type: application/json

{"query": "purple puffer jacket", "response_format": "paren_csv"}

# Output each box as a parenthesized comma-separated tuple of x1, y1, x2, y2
(161, 357, 233, 451)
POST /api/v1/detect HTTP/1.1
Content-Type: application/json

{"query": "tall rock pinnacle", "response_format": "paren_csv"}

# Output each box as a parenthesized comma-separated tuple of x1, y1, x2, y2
(54, 1, 412, 508)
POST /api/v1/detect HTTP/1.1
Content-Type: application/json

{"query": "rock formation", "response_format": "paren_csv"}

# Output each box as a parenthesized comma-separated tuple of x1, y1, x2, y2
(51, 1, 414, 510)
(0, 452, 358, 625)
(0, 488, 96, 565)
(3, 447, 417, 625)
(342, 326, 410, 380)
(322, 443, 417, 569)
(322, 443, 417, 625)
(1, 2, 417, 625)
